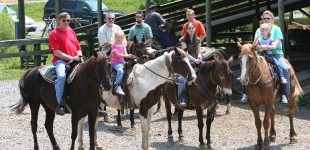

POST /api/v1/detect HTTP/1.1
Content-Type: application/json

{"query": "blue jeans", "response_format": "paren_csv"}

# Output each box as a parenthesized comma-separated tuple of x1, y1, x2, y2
(273, 54, 290, 95)
(178, 75, 187, 98)
(54, 60, 67, 104)
(265, 54, 284, 78)
(112, 62, 125, 85)
(153, 30, 174, 48)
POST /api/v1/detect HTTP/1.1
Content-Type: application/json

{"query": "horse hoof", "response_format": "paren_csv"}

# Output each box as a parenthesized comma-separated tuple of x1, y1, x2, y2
(77, 146, 85, 150)
(168, 136, 174, 143)
(225, 111, 231, 115)
(290, 138, 298, 144)
(199, 144, 207, 150)
(207, 143, 214, 149)
(178, 136, 185, 143)
(96, 145, 104, 150)
(131, 124, 136, 129)
(269, 135, 276, 142)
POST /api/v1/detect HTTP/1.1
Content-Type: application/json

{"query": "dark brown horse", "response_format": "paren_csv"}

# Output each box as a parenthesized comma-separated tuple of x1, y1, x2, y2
(162, 54, 233, 149)
(11, 51, 112, 150)
(237, 43, 303, 149)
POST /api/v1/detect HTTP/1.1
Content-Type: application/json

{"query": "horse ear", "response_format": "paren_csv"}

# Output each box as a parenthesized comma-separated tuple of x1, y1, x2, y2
(93, 50, 98, 57)
(237, 42, 243, 50)
(227, 56, 234, 64)
(142, 36, 145, 43)
(213, 53, 222, 65)
(252, 42, 258, 50)
(174, 47, 180, 55)
(134, 36, 138, 44)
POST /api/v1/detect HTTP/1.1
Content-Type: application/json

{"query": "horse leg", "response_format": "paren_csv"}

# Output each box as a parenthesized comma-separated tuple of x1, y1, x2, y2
(117, 109, 122, 127)
(196, 108, 206, 149)
(29, 102, 41, 150)
(263, 104, 272, 149)
(164, 99, 173, 142)
(70, 113, 80, 150)
(225, 95, 231, 115)
(139, 105, 156, 150)
(249, 104, 263, 149)
(88, 111, 102, 150)
(206, 107, 215, 149)
(42, 105, 60, 150)
(77, 117, 86, 150)
(129, 109, 136, 128)
(288, 94, 298, 144)
(177, 109, 185, 143)
(154, 97, 162, 114)
(269, 105, 276, 142)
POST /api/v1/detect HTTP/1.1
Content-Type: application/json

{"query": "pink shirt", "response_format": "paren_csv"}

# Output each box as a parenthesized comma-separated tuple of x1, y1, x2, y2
(111, 44, 126, 64)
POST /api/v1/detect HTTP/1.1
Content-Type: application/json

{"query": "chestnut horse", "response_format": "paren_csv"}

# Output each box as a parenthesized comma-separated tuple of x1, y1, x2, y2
(78, 47, 197, 150)
(237, 43, 303, 149)
(11, 51, 112, 150)
(162, 54, 233, 149)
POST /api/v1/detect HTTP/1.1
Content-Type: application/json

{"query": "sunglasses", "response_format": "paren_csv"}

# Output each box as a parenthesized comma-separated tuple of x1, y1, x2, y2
(135, 16, 143, 18)
(61, 19, 70, 23)
(186, 14, 194, 17)
(107, 18, 115, 20)
(263, 17, 272, 21)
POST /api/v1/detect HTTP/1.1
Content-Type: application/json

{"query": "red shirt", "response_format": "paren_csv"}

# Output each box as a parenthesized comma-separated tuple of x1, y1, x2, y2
(181, 19, 206, 39)
(49, 28, 81, 64)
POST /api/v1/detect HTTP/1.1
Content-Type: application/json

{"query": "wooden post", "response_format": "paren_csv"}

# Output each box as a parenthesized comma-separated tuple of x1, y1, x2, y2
(278, 0, 286, 57)
(145, 0, 151, 14)
(17, 0, 26, 68)
(98, 0, 103, 27)
(55, 0, 61, 17)
(33, 44, 41, 67)
(205, 0, 211, 47)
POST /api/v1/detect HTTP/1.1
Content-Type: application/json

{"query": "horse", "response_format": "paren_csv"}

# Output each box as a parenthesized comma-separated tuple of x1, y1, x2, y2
(11, 51, 112, 150)
(77, 47, 197, 150)
(162, 54, 234, 149)
(237, 42, 303, 149)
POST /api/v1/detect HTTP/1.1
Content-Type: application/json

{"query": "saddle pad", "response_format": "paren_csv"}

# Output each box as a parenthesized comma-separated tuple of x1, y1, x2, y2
(38, 66, 57, 84)
(38, 65, 78, 84)
(201, 47, 216, 61)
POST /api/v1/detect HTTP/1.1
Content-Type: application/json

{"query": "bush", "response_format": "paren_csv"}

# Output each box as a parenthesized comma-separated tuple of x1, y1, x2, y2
(0, 12, 15, 54)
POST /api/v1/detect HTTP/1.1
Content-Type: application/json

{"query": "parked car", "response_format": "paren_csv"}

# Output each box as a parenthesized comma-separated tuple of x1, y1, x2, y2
(43, 0, 125, 26)
(0, 3, 37, 32)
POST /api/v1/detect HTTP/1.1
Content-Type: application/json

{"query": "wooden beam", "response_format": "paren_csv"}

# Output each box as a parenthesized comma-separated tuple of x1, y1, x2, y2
(298, 9, 310, 18)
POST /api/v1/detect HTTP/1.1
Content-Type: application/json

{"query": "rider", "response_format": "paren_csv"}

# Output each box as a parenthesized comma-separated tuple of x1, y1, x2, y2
(254, 23, 287, 84)
(128, 11, 153, 48)
(49, 12, 82, 115)
(111, 30, 136, 95)
(144, 2, 174, 48)
(178, 22, 202, 107)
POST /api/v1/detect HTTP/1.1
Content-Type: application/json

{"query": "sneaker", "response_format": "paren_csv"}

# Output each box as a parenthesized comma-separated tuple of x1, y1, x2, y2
(179, 97, 187, 108)
(281, 95, 288, 104)
(240, 93, 247, 102)
(115, 86, 125, 95)
(281, 77, 287, 84)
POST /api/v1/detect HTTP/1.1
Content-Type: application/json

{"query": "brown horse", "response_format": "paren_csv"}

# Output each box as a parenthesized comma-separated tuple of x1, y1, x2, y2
(11, 51, 112, 150)
(162, 54, 234, 149)
(237, 43, 303, 149)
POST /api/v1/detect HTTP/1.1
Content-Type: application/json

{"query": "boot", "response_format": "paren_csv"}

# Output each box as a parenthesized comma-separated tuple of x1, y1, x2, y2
(55, 101, 65, 116)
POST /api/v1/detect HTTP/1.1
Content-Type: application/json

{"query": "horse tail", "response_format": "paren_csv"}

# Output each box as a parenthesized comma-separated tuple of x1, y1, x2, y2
(292, 72, 303, 97)
(10, 69, 31, 114)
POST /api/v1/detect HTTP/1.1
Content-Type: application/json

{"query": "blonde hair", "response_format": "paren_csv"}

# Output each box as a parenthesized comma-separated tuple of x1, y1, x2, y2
(261, 10, 274, 19)
(260, 23, 271, 37)
(115, 30, 125, 38)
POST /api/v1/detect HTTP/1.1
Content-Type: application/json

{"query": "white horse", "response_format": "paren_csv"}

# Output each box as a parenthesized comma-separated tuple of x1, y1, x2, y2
(77, 47, 197, 150)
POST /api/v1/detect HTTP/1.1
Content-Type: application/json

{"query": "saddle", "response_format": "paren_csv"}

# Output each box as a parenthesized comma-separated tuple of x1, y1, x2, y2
(38, 60, 80, 84)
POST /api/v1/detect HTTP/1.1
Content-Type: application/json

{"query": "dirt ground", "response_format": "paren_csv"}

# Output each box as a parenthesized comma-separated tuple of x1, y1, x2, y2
(0, 80, 310, 150)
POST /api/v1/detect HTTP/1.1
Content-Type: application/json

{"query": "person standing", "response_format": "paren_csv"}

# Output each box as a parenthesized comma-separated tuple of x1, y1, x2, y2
(128, 11, 153, 47)
(49, 12, 82, 115)
(178, 22, 201, 107)
(181, 9, 206, 45)
(98, 12, 126, 55)
(145, 2, 174, 48)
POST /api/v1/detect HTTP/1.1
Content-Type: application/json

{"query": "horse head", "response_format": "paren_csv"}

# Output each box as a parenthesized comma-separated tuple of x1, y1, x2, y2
(237, 42, 258, 85)
(212, 54, 234, 96)
(127, 39, 148, 63)
(91, 50, 112, 90)
(171, 47, 197, 82)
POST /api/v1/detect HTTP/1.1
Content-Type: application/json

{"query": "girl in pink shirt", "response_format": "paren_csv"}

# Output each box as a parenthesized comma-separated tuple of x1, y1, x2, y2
(111, 30, 136, 95)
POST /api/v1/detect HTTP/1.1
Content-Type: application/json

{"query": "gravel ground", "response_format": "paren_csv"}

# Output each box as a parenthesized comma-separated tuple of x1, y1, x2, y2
(0, 80, 310, 150)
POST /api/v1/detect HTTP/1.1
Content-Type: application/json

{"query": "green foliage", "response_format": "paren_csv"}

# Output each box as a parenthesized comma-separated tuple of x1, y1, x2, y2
(0, 12, 14, 42)
(11, 3, 46, 22)
(297, 95, 310, 108)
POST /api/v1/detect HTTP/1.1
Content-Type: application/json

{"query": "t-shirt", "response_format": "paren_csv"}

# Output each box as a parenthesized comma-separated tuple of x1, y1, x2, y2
(128, 22, 153, 47)
(258, 37, 274, 55)
(111, 43, 126, 64)
(49, 28, 81, 64)
(97, 23, 124, 52)
(181, 19, 206, 39)
(255, 24, 283, 55)
(145, 11, 165, 31)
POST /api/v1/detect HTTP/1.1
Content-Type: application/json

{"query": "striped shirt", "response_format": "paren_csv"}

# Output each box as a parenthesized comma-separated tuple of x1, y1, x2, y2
(128, 22, 153, 47)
